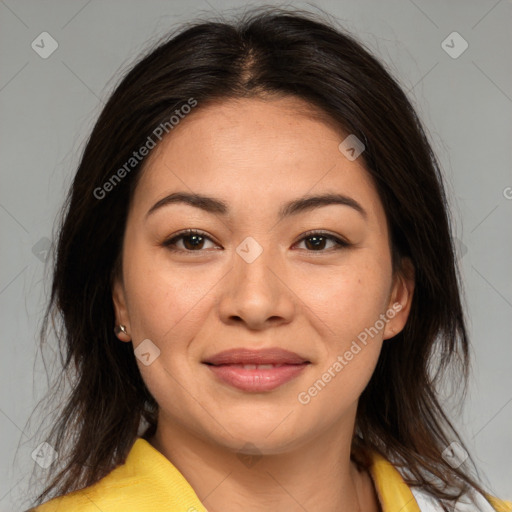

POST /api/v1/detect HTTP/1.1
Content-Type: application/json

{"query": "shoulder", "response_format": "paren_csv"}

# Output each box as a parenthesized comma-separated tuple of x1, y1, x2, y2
(28, 439, 156, 511)
(365, 446, 511, 512)
(28, 438, 208, 512)
(28, 464, 150, 511)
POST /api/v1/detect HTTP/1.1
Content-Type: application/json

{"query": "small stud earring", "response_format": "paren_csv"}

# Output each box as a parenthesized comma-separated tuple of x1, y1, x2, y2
(114, 324, 128, 336)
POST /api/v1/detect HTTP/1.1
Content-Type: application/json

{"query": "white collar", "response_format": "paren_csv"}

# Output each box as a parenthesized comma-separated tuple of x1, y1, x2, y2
(411, 486, 496, 512)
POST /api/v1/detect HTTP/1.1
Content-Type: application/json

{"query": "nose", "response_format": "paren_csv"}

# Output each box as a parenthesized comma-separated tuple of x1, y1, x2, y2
(217, 237, 295, 330)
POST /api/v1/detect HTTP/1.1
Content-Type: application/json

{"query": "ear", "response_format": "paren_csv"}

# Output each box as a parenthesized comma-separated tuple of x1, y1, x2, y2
(383, 257, 415, 340)
(112, 274, 132, 342)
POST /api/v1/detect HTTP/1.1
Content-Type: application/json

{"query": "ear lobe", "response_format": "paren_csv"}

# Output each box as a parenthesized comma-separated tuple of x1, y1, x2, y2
(112, 277, 131, 342)
(383, 258, 415, 340)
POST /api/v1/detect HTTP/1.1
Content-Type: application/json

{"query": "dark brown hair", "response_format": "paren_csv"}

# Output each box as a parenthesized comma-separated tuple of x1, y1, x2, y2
(26, 5, 494, 509)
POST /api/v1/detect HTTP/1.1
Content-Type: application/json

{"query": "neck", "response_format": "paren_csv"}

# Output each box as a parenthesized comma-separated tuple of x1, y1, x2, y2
(148, 414, 380, 512)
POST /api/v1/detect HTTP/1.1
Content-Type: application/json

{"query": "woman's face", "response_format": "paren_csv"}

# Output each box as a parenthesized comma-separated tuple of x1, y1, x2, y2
(113, 96, 414, 454)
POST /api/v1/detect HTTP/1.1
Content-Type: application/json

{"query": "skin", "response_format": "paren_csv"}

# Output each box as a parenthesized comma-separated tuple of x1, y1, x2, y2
(112, 96, 415, 512)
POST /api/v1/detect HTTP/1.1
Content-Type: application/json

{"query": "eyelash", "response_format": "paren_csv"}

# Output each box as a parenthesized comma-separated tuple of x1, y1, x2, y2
(162, 229, 350, 254)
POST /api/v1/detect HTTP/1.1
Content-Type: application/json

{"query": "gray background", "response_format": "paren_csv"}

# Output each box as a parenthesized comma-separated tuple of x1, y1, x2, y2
(1, 0, 511, 510)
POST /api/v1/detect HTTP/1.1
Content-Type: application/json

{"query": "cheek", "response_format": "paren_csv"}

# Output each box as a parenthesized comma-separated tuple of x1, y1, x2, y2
(299, 259, 391, 341)
(296, 266, 387, 415)
(296, 256, 390, 403)
(123, 245, 217, 341)
(122, 252, 216, 411)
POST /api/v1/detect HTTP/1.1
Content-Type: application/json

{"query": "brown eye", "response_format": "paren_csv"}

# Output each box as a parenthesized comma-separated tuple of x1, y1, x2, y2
(295, 231, 350, 252)
(163, 229, 218, 252)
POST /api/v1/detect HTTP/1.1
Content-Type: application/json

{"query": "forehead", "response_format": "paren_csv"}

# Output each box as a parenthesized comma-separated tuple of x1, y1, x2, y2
(130, 96, 384, 226)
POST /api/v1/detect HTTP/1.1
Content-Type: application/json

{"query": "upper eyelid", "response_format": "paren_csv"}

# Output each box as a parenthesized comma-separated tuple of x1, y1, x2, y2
(164, 229, 217, 245)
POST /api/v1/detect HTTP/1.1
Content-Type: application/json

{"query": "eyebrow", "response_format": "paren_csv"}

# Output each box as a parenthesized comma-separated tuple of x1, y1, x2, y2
(145, 191, 367, 221)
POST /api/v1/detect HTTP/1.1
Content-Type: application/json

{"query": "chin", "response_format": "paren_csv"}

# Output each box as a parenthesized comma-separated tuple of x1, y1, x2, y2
(203, 416, 310, 455)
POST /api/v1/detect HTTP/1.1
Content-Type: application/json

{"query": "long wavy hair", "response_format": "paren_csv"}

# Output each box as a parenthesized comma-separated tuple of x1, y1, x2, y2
(25, 5, 494, 510)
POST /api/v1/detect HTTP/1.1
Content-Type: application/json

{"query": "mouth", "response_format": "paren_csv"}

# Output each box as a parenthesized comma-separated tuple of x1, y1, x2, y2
(202, 348, 311, 392)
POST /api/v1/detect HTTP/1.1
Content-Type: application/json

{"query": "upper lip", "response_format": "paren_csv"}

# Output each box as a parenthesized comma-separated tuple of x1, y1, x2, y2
(203, 348, 310, 366)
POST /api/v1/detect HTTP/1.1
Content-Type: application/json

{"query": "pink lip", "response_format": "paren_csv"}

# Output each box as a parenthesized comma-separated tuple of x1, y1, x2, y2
(203, 348, 309, 365)
(203, 348, 310, 392)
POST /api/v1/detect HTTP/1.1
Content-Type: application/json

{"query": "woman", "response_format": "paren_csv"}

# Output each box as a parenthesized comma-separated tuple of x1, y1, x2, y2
(26, 6, 511, 512)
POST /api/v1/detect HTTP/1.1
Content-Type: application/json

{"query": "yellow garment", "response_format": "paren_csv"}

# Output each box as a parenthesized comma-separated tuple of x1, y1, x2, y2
(31, 438, 512, 512)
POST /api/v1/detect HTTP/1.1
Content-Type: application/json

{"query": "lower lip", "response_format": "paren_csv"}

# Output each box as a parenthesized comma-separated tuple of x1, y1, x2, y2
(205, 363, 309, 392)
